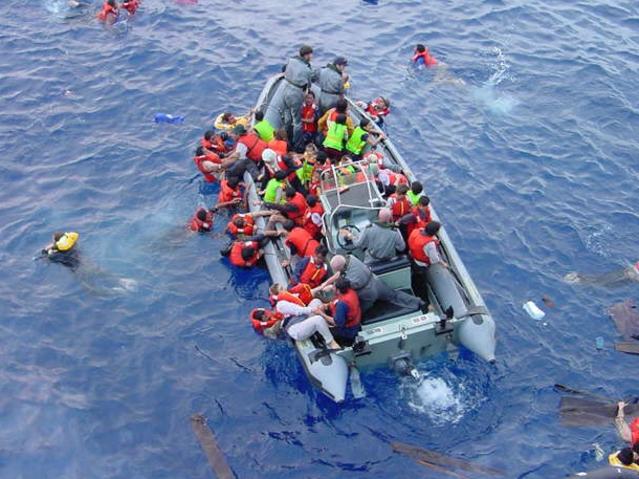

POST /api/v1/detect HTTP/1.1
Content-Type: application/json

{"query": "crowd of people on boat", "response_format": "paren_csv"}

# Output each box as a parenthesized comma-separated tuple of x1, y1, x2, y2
(182, 45, 453, 350)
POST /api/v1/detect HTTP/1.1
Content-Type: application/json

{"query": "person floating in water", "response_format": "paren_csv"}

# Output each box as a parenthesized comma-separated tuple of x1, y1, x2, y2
(564, 262, 639, 287)
(121, 0, 140, 15)
(39, 231, 137, 294)
(412, 44, 437, 67)
(41, 231, 81, 269)
(97, 0, 118, 23)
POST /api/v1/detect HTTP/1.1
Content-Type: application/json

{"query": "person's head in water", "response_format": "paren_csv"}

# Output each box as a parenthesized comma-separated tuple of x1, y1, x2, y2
(222, 112, 236, 124)
(415, 44, 426, 54)
(336, 99, 348, 114)
(233, 216, 246, 229)
(617, 447, 635, 466)
(424, 221, 441, 237)
(241, 245, 256, 262)
(196, 209, 208, 222)
(299, 45, 313, 61)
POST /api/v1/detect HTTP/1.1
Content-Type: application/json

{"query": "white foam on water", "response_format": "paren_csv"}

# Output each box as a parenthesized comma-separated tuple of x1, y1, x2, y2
(473, 47, 518, 115)
(400, 374, 468, 425)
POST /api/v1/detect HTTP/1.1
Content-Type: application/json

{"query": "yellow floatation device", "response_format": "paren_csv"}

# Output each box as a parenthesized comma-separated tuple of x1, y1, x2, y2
(214, 113, 250, 131)
(609, 452, 639, 471)
(343, 81, 351, 90)
(55, 232, 79, 252)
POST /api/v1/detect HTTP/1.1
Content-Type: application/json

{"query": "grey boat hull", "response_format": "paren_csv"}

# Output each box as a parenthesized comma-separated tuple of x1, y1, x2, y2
(245, 74, 496, 402)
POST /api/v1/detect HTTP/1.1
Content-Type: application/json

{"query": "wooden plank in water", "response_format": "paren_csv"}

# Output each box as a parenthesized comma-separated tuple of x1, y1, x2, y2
(190, 414, 235, 479)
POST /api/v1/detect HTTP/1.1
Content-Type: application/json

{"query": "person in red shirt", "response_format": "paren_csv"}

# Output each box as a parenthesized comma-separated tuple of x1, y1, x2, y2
(300, 91, 319, 145)
(97, 0, 118, 22)
(121, 0, 139, 14)
(412, 44, 437, 67)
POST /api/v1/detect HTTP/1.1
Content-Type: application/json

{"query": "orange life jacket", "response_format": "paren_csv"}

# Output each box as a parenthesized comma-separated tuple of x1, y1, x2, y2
(250, 308, 283, 333)
(267, 139, 288, 157)
(299, 257, 328, 287)
(303, 203, 324, 239)
(288, 283, 313, 305)
(286, 227, 319, 257)
(121, 0, 139, 14)
(405, 205, 432, 238)
(287, 192, 308, 225)
(408, 230, 439, 265)
(226, 214, 255, 237)
(269, 290, 306, 308)
(389, 194, 411, 220)
(219, 179, 242, 203)
(237, 133, 267, 163)
(330, 289, 362, 328)
(229, 240, 259, 268)
(193, 152, 220, 183)
(190, 208, 213, 232)
(97, 1, 117, 21)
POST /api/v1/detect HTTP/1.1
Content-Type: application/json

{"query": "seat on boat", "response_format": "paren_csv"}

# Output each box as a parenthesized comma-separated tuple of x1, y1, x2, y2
(361, 288, 421, 325)
(367, 254, 410, 274)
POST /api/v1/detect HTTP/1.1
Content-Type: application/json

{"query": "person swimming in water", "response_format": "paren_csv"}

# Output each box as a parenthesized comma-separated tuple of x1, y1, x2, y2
(564, 262, 639, 287)
(39, 231, 137, 294)
(412, 43, 466, 86)
(41, 231, 81, 269)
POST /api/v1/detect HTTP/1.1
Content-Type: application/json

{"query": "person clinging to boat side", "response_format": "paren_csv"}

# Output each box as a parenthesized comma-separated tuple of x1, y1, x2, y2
(616, 401, 639, 446)
(608, 447, 639, 471)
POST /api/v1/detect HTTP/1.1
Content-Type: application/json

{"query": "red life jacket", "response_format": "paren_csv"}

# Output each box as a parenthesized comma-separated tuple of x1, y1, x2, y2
(330, 289, 362, 328)
(269, 290, 306, 308)
(389, 194, 411, 221)
(301, 104, 318, 133)
(299, 257, 328, 287)
(97, 1, 117, 21)
(121, 0, 139, 14)
(287, 192, 308, 225)
(193, 153, 220, 183)
(366, 99, 390, 119)
(250, 308, 283, 333)
(288, 283, 313, 305)
(267, 139, 287, 157)
(631, 418, 639, 445)
(286, 227, 319, 257)
(226, 214, 255, 237)
(303, 202, 324, 239)
(219, 179, 242, 203)
(405, 205, 432, 238)
(408, 230, 439, 265)
(412, 50, 437, 67)
(237, 133, 267, 163)
(307, 180, 321, 198)
(190, 208, 213, 232)
(229, 241, 259, 268)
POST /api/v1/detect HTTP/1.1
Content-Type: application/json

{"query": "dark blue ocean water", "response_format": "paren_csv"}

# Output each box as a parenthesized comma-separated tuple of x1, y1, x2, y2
(1, 0, 639, 477)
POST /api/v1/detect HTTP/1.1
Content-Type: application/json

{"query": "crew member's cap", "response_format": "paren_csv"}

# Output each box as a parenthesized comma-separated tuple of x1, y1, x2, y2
(299, 45, 314, 56)
(334, 56, 348, 66)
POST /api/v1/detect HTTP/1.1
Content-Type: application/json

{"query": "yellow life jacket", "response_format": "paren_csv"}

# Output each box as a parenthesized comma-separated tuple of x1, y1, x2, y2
(609, 452, 639, 471)
(214, 113, 250, 131)
(55, 232, 79, 252)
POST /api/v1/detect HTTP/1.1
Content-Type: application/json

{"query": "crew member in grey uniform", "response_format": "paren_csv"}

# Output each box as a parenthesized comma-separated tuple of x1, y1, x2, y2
(282, 45, 319, 149)
(318, 56, 348, 114)
(329, 254, 424, 312)
(340, 208, 405, 262)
